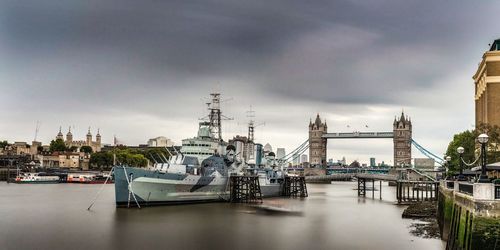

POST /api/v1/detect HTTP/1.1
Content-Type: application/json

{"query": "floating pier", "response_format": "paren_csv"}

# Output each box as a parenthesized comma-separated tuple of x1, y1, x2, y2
(282, 176, 308, 197)
(229, 176, 263, 203)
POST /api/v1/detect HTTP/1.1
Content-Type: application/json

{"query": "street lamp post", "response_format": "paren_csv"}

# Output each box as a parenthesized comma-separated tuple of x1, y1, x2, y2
(446, 156, 452, 179)
(478, 134, 489, 183)
(443, 155, 450, 180)
(457, 146, 465, 181)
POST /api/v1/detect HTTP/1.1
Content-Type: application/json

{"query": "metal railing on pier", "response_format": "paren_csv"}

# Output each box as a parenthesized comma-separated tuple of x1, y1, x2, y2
(458, 183, 474, 196)
(396, 180, 439, 203)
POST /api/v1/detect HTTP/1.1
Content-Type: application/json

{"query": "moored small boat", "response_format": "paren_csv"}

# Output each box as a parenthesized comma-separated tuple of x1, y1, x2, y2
(67, 173, 114, 184)
(15, 173, 60, 184)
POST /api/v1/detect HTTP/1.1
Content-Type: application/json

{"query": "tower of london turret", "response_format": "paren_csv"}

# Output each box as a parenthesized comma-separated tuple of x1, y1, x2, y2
(56, 127, 102, 152)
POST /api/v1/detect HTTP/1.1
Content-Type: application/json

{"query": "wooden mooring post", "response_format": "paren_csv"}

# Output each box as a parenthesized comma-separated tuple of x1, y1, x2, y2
(229, 176, 263, 203)
(282, 176, 308, 197)
(357, 178, 385, 200)
(358, 178, 366, 196)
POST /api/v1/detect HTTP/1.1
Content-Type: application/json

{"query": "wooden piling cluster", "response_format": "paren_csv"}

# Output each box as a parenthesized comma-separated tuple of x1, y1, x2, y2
(357, 178, 367, 196)
(229, 176, 263, 203)
(282, 176, 308, 197)
(357, 177, 384, 199)
(396, 180, 438, 203)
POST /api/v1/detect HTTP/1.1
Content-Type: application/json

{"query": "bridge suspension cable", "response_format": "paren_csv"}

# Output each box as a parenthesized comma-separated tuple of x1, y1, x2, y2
(279, 139, 309, 161)
(411, 139, 444, 165)
(285, 144, 310, 163)
(276, 139, 310, 164)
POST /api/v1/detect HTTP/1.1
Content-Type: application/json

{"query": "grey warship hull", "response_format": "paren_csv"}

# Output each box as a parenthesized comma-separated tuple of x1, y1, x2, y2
(114, 166, 282, 207)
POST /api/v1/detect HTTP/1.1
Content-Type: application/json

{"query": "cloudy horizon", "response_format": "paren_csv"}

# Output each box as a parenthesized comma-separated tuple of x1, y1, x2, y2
(1, 0, 498, 164)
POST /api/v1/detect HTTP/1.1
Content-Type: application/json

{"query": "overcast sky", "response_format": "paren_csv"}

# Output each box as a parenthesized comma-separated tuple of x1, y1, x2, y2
(0, 1, 498, 164)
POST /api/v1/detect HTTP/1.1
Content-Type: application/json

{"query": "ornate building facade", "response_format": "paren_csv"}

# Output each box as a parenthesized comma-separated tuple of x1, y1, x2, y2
(309, 114, 327, 167)
(56, 127, 102, 152)
(473, 39, 500, 128)
(393, 112, 412, 166)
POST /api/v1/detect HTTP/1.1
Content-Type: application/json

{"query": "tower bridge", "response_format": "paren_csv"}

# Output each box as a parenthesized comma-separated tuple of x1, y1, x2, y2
(309, 112, 412, 167)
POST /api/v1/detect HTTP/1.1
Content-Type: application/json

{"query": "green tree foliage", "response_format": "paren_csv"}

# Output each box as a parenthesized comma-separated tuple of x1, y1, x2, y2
(0, 140, 9, 149)
(445, 130, 477, 172)
(476, 123, 500, 163)
(446, 123, 500, 171)
(142, 148, 171, 163)
(80, 146, 93, 154)
(90, 148, 149, 170)
(115, 149, 148, 167)
(90, 151, 114, 170)
(49, 139, 67, 152)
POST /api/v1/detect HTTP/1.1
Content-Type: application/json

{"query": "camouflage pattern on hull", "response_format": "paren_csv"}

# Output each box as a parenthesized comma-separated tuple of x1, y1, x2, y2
(114, 166, 283, 207)
(114, 166, 228, 207)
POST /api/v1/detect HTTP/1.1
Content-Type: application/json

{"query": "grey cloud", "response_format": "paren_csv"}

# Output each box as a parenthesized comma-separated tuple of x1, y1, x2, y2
(0, 0, 498, 163)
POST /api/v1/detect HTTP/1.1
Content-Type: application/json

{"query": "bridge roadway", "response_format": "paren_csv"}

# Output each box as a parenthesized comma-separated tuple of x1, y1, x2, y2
(322, 131, 394, 139)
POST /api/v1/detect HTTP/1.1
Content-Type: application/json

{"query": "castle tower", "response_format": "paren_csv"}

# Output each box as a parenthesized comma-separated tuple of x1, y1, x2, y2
(86, 127, 92, 146)
(309, 114, 327, 167)
(56, 127, 64, 140)
(96, 128, 102, 150)
(66, 127, 73, 143)
(393, 111, 412, 167)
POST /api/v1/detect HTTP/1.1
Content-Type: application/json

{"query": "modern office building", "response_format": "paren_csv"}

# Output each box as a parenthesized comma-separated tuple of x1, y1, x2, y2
(370, 157, 376, 167)
(276, 148, 286, 159)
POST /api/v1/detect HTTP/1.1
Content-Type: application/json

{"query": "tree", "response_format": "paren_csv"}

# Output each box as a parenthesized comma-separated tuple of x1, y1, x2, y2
(90, 149, 149, 170)
(445, 130, 477, 172)
(446, 123, 500, 172)
(143, 148, 171, 163)
(49, 139, 67, 152)
(80, 146, 93, 154)
(0, 140, 9, 149)
(476, 123, 500, 163)
(90, 151, 114, 170)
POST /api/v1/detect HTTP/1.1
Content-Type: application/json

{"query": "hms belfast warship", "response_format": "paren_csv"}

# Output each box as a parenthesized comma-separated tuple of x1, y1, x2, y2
(114, 93, 286, 207)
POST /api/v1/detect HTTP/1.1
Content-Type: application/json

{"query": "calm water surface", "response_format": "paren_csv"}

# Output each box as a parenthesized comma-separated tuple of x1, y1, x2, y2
(0, 181, 445, 250)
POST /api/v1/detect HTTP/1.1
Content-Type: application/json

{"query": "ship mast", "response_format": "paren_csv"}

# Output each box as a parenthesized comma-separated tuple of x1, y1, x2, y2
(247, 107, 255, 142)
(200, 92, 233, 141)
(246, 106, 264, 143)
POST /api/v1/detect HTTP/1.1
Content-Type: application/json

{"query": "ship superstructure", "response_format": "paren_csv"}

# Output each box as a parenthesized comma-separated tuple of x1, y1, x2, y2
(180, 93, 231, 163)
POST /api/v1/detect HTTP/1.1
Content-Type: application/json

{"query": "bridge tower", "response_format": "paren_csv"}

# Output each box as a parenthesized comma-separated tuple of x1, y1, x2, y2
(393, 111, 412, 167)
(309, 114, 327, 167)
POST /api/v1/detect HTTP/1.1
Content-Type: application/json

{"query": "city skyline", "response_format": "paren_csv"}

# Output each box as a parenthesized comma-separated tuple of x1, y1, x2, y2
(1, 1, 500, 163)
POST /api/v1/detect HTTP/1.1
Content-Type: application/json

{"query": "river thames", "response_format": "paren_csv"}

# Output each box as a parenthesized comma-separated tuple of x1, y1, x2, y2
(0, 181, 444, 250)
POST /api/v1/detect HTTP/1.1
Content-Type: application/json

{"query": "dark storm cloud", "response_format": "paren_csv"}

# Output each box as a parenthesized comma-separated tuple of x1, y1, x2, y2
(1, 0, 495, 105)
(1, 0, 499, 162)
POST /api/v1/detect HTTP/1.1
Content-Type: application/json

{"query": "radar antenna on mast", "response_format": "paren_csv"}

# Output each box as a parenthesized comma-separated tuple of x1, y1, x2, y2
(199, 92, 233, 141)
(246, 106, 265, 142)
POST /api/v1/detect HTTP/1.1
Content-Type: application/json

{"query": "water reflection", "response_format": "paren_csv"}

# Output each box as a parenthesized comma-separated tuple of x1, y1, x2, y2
(0, 182, 444, 250)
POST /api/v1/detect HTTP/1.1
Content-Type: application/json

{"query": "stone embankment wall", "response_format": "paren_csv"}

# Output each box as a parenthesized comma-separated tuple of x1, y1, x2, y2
(437, 181, 499, 250)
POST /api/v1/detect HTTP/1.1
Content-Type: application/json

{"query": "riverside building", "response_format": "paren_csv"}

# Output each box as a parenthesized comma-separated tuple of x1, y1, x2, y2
(473, 39, 500, 127)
